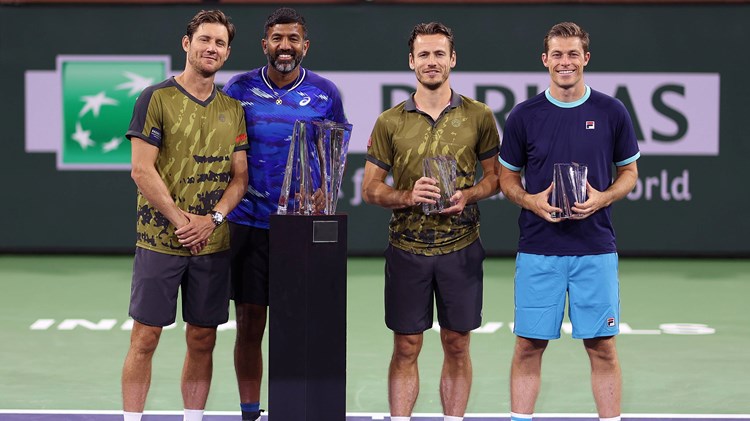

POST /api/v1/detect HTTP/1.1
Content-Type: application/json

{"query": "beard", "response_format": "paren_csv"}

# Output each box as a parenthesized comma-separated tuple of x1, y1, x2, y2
(267, 49, 304, 74)
(188, 54, 220, 78)
(416, 71, 448, 91)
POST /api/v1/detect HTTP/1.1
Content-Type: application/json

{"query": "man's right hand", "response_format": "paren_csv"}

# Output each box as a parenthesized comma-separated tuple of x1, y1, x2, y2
(525, 182, 562, 223)
(410, 176, 441, 207)
(175, 210, 215, 254)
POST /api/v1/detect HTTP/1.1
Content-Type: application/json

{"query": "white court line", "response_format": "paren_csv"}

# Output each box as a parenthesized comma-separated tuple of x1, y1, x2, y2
(0, 410, 749, 418)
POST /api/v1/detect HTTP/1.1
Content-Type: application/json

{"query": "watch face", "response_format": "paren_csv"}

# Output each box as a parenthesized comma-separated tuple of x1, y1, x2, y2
(211, 211, 224, 226)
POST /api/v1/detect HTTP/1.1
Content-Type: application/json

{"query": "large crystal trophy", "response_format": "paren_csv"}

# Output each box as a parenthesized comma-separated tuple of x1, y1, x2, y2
(422, 155, 457, 215)
(549, 162, 588, 219)
(277, 119, 353, 215)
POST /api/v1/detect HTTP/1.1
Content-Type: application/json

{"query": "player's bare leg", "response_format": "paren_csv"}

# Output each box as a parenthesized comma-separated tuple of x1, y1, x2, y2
(510, 336, 548, 414)
(439, 328, 472, 417)
(122, 321, 163, 412)
(182, 324, 217, 409)
(235, 303, 267, 404)
(389, 333, 424, 417)
(584, 336, 621, 418)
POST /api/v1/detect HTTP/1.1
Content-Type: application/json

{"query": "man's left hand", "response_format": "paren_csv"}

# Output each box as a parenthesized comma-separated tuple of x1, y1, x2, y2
(175, 210, 215, 251)
(439, 190, 466, 215)
(571, 181, 609, 219)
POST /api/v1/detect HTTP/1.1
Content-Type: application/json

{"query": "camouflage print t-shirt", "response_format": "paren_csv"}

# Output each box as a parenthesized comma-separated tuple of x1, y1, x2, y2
(366, 91, 500, 256)
(126, 77, 249, 256)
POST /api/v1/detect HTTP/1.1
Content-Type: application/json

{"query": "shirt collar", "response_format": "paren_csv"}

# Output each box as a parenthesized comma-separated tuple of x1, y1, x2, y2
(404, 89, 462, 112)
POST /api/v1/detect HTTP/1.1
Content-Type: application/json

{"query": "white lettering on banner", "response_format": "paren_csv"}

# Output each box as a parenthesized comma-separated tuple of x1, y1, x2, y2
(346, 164, 690, 204)
(628, 169, 692, 201)
(24, 66, 719, 163)
(29, 319, 715, 335)
(311, 71, 720, 156)
(348, 166, 393, 206)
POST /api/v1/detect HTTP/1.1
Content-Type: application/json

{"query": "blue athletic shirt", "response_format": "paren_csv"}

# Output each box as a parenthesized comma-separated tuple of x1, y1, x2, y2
(223, 66, 347, 229)
(499, 86, 640, 255)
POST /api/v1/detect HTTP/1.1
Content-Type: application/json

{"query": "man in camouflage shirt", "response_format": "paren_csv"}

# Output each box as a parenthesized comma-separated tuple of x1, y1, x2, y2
(121, 10, 248, 421)
(362, 22, 499, 421)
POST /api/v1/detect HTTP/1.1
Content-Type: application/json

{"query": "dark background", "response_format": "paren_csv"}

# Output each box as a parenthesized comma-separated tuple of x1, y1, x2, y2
(1, 2, 748, 256)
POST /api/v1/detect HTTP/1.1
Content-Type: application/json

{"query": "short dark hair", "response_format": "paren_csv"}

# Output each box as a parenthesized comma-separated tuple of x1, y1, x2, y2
(264, 7, 307, 39)
(544, 22, 590, 54)
(186, 10, 236, 45)
(408, 22, 454, 54)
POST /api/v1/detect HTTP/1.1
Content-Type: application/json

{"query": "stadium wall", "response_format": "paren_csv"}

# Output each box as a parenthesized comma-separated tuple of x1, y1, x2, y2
(2, 2, 748, 256)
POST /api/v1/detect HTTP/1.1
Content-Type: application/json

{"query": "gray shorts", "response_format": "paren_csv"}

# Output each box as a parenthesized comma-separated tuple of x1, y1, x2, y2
(229, 222, 270, 306)
(384, 239, 485, 334)
(129, 247, 231, 327)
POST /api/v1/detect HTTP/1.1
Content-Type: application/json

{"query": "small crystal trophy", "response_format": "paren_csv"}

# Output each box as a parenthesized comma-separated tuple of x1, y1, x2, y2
(550, 162, 588, 219)
(422, 156, 457, 215)
(278, 119, 353, 215)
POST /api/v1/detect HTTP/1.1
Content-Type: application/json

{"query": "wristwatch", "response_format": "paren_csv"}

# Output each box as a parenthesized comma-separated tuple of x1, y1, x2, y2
(209, 210, 225, 227)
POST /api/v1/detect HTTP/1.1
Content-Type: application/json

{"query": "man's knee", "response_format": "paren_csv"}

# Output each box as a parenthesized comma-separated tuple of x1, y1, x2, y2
(584, 336, 619, 365)
(129, 322, 162, 356)
(513, 336, 548, 360)
(235, 303, 267, 342)
(440, 329, 471, 360)
(392, 333, 423, 363)
(186, 325, 218, 354)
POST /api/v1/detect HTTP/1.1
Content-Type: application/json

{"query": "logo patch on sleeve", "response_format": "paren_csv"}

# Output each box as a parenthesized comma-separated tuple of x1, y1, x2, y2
(149, 127, 162, 142)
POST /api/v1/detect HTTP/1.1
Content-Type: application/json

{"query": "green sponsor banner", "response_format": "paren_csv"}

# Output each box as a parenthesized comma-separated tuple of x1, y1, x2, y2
(60, 58, 166, 168)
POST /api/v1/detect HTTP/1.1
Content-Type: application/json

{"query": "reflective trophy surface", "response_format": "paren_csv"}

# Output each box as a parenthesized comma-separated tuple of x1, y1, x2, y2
(422, 155, 457, 215)
(278, 119, 353, 215)
(550, 162, 588, 219)
(270, 119, 353, 420)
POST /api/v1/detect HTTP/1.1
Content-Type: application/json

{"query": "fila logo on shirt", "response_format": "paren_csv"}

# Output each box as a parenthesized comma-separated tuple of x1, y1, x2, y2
(585, 120, 595, 130)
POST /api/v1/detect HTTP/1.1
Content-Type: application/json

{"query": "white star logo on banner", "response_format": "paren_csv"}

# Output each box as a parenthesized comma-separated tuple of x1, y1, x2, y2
(79, 91, 119, 118)
(71, 122, 95, 150)
(102, 137, 123, 153)
(116, 71, 153, 97)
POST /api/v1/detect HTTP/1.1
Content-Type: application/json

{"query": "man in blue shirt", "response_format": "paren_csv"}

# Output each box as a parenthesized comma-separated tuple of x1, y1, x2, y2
(499, 22, 639, 421)
(223, 7, 347, 421)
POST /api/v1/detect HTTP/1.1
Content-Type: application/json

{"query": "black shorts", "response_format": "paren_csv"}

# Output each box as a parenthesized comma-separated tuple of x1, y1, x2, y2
(129, 247, 231, 327)
(384, 239, 485, 334)
(229, 222, 270, 305)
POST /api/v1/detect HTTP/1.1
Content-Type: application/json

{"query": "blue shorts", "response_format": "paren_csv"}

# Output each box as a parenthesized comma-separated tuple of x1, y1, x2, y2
(513, 252, 620, 340)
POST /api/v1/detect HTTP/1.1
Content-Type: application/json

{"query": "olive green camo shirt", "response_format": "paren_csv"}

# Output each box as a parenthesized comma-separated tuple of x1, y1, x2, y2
(366, 91, 500, 256)
(126, 77, 249, 256)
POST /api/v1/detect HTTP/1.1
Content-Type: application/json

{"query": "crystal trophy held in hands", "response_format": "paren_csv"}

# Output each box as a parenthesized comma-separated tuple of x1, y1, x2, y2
(278, 119, 353, 215)
(422, 156, 457, 215)
(550, 162, 588, 219)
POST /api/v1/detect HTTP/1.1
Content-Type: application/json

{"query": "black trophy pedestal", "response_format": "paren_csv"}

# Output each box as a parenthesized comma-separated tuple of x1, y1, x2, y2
(268, 214, 347, 421)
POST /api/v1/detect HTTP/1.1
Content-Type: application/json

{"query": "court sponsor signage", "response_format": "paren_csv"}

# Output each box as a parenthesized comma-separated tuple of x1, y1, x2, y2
(24, 57, 719, 170)
(25, 56, 169, 170)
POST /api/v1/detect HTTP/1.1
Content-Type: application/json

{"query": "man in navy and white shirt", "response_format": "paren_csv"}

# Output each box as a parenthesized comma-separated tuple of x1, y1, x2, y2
(499, 21, 639, 421)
